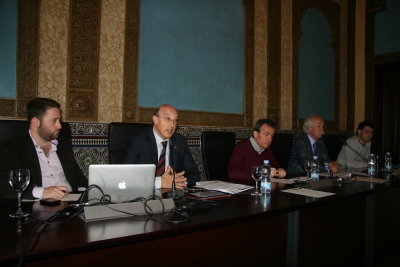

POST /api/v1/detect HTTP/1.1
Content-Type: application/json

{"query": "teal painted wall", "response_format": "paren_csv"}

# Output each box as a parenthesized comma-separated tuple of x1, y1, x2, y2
(0, 0, 17, 98)
(298, 8, 334, 121)
(138, 0, 244, 114)
(375, 0, 400, 55)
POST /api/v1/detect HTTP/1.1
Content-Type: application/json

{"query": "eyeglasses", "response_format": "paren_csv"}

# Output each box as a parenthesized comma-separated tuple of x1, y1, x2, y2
(157, 116, 179, 125)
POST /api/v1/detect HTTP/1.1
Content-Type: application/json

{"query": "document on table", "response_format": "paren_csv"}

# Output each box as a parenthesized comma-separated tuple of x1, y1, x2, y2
(319, 172, 352, 178)
(22, 194, 82, 202)
(195, 180, 253, 194)
(282, 188, 336, 198)
(272, 178, 295, 184)
(288, 176, 310, 182)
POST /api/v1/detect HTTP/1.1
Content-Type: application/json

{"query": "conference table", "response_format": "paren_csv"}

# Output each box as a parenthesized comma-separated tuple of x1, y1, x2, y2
(1, 172, 400, 267)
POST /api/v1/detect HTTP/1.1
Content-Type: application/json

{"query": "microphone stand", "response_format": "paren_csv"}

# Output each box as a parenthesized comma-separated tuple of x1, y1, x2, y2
(339, 138, 369, 163)
(163, 139, 183, 199)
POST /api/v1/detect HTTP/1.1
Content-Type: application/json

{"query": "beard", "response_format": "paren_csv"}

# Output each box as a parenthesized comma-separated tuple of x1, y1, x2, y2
(37, 124, 59, 141)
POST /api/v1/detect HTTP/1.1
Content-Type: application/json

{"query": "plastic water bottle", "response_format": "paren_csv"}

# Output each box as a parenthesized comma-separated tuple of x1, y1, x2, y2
(260, 160, 271, 194)
(384, 152, 392, 172)
(368, 154, 376, 175)
(310, 156, 319, 181)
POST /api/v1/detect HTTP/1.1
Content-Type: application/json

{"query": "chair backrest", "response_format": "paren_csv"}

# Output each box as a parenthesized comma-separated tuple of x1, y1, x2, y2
(200, 131, 236, 181)
(0, 120, 71, 141)
(322, 134, 347, 161)
(108, 122, 152, 164)
(270, 133, 294, 169)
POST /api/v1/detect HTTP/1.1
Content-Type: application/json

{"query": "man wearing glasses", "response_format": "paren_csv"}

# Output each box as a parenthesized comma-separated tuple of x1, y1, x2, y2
(287, 114, 339, 175)
(122, 104, 200, 189)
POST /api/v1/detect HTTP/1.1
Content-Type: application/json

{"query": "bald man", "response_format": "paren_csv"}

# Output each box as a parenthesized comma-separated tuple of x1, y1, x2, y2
(122, 104, 200, 189)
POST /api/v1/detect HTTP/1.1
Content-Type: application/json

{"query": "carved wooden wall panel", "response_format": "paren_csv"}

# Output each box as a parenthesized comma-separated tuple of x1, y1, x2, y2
(280, 0, 294, 130)
(97, 0, 125, 122)
(244, 0, 255, 127)
(122, 0, 140, 122)
(67, 0, 100, 121)
(39, 0, 70, 113)
(345, 0, 356, 132)
(292, 0, 340, 131)
(253, 0, 268, 124)
(267, 0, 281, 129)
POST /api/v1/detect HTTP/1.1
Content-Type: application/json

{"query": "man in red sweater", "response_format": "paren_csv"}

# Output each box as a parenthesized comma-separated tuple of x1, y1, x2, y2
(228, 119, 287, 180)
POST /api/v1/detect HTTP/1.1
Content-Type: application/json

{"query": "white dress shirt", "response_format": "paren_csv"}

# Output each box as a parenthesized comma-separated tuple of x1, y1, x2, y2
(29, 131, 72, 198)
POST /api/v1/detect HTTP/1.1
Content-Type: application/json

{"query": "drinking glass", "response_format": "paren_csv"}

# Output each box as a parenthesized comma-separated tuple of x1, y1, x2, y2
(9, 169, 31, 218)
(376, 154, 382, 171)
(251, 166, 262, 196)
(304, 160, 312, 178)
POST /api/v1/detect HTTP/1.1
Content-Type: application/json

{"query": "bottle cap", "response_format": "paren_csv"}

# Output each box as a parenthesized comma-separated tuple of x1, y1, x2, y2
(264, 160, 269, 164)
(313, 156, 317, 160)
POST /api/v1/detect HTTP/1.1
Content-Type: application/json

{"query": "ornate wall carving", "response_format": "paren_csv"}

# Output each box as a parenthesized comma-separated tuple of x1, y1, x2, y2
(345, 1, 356, 131)
(67, 0, 100, 121)
(122, 0, 140, 123)
(252, 0, 268, 123)
(69, 91, 95, 118)
(267, 0, 281, 129)
(38, 0, 69, 111)
(244, 0, 255, 128)
(280, 0, 293, 130)
(98, 0, 125, 122)
(292, 0, 340, 131)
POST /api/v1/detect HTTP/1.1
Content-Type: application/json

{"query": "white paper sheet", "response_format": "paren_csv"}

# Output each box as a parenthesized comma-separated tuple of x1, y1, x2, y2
(281, 188, 335, 198)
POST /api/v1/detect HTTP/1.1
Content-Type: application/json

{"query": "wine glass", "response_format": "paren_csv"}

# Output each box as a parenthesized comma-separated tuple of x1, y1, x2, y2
(304, 160, 312, 178)
(375, 154, 382, 171)
(251, 166, 262, 196)
(9, 169, 31, 218)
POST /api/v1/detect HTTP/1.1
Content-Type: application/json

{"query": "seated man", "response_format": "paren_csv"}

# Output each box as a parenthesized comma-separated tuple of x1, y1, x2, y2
(287, 114, 339, 175)
(337, 121, 373, 168)
(0, 98, 88, 200)
(122, 104, 200, 189)
(228, 119, 286, 180)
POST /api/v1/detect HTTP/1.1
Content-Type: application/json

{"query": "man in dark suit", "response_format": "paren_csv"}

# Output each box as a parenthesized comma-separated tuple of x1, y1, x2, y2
(287, 114, 339, 175)
(0, 98, 88, 200)
(122, 104, 200, 189)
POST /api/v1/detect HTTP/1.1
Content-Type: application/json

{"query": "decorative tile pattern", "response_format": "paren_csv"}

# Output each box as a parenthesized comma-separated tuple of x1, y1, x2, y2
(73, 147, 109, 177)
(69, 122, 108, 135)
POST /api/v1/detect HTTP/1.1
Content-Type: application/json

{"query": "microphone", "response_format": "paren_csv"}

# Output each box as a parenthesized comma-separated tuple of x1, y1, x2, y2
(163, 139, 183, 199)
(339, 138, 369, 163)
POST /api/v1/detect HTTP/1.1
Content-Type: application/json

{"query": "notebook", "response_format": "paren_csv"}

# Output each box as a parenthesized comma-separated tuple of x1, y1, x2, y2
(88, 164, 156, 203)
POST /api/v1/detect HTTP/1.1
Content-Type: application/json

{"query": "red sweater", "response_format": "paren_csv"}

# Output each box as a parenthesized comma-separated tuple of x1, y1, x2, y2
(228, 138, 281, 180)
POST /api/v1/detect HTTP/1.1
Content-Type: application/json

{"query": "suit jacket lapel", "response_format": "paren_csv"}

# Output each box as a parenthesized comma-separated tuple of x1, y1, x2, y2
(146, 127, 158, 164)
(21, 132, 43, 187)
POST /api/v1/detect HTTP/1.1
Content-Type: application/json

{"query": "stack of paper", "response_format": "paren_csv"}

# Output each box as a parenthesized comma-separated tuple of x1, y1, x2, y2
(195, 180, 253, 194)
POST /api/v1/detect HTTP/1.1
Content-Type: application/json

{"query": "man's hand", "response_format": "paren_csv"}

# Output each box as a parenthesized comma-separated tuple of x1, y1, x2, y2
(328, 161, 339, 173)
(42, 186, 69, 200)
(270, 168, 277, 178)
(161, 166, 187, 189)
(275, 168, 287, 178)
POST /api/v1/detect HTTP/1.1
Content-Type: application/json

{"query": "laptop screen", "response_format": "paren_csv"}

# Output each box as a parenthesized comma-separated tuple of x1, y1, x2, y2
(88, 164, 156, 203)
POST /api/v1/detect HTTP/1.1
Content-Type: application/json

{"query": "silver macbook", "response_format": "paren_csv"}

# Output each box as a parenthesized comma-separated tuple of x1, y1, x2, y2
(88, 164, 156, 203)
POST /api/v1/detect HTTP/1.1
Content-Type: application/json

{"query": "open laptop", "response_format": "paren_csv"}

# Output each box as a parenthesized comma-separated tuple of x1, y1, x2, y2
(88, 164, 156, 203)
